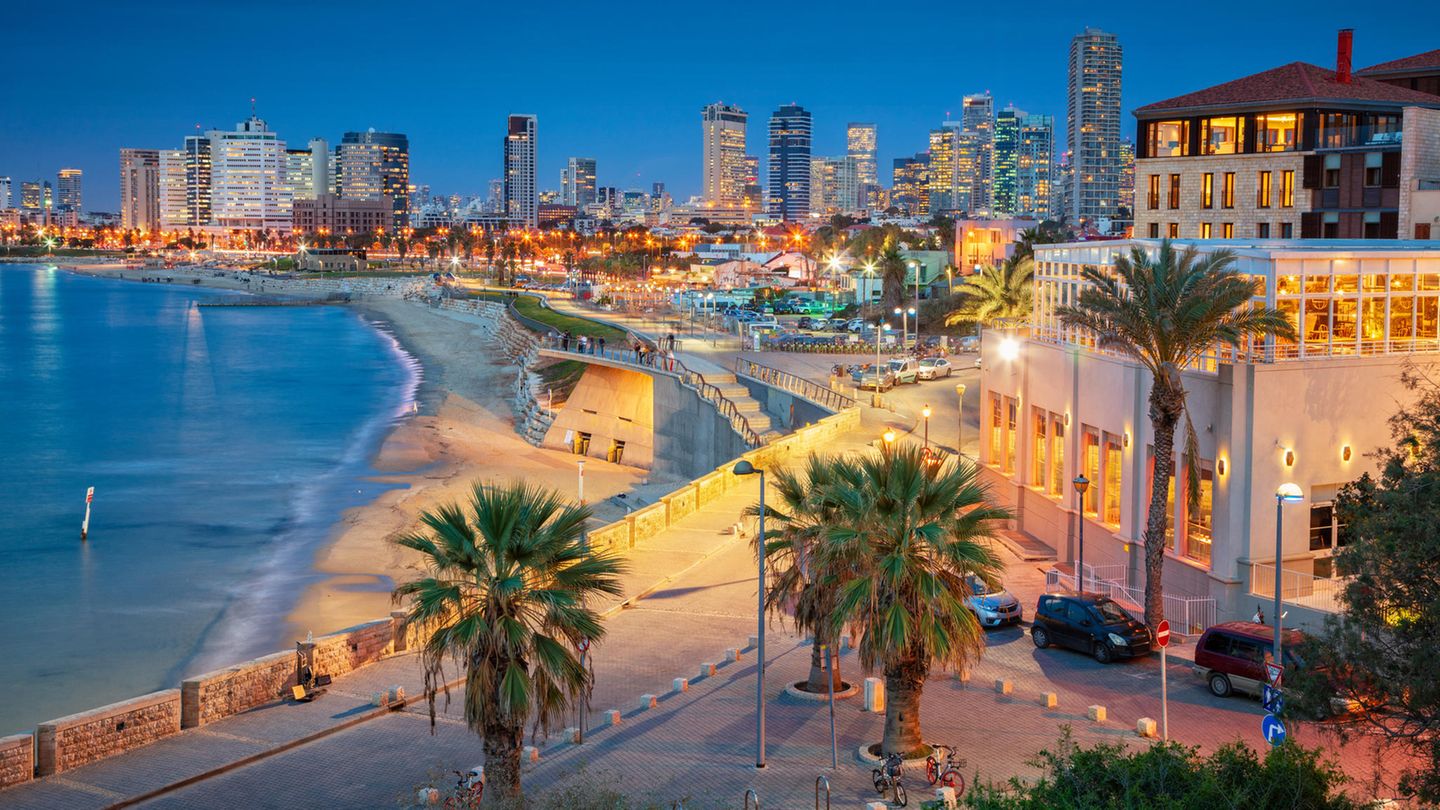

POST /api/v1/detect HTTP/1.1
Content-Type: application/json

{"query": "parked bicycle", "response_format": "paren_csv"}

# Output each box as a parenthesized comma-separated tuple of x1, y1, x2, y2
(871, 752, 908, 806)
(924, 745, 967, 793)
(443, 769, 484, 808)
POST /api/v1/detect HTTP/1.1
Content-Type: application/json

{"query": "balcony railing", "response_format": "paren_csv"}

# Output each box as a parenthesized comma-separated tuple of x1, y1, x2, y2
(733, 358, 858, 413)
(1249, 562, 1346, 613)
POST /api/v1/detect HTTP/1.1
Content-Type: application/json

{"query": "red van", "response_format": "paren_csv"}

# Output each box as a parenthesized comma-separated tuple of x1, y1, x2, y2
(1193, 621, 1305, 698)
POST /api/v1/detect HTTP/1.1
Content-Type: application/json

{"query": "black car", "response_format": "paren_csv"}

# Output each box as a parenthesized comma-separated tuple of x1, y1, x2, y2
(1031, 593, 1152, 663)
(797, 316, 816, 330)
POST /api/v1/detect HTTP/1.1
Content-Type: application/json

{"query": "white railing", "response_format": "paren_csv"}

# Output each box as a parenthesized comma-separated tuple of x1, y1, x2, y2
(1249, 563, 1345, 613)
(1045, 565, 1217, 635)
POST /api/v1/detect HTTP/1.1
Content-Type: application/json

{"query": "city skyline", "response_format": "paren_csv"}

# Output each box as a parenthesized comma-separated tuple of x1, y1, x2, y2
(4, 4, 1439, 211)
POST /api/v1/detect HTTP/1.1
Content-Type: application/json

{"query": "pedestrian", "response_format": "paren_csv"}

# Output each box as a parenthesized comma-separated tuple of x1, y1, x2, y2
(561, 331, 571, 351)
(666, 349, 675, 371)
(598, 336, 606, 355)
(579, 335, 589, 354)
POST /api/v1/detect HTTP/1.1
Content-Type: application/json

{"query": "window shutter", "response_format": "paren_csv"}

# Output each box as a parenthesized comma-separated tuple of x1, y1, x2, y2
(1302, 155, 1323, 189)
(1381, 151, 1401, 188)
(1380, 211, 1399, 238)
(1300, 212, 1322, 238)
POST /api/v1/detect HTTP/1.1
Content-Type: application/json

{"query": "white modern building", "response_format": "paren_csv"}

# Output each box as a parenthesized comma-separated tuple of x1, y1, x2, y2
(702, 103, 749, 209)
(562, 157, 597, 207)
(56, 168, 82, 213)
(158, 149, 188, 230)
(0, 176, 10, 210)
(207, 116, 290, 231)
(504, 114, 538, 228)
(119, 149, 159, 230)
(980, 238, 1440, 632)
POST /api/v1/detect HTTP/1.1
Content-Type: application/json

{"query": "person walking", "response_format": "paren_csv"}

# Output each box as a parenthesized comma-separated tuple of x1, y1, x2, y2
(597, 336, 606, 355)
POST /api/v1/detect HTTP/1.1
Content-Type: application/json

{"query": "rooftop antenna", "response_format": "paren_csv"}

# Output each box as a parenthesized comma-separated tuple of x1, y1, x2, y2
(250, 96, 256, 115)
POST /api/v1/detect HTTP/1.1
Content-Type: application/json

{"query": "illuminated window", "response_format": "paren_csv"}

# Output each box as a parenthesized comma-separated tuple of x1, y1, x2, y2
(1200, 117, 1243, 155)
(1082, 428, 1100, 516)
(1257, 171, 1272, 208)
(1103, 433, 1123, 525)
(1222, 223, 1234, 239)
(1004, 397, 1018, 474)
(989, 393, 1002, 465)
(1184, 466, 1214, 566)
(1281, 170, 1295, 207)
(1147, 175, 1160, 209)
(1199, 222, 1212, 239)
(1168, 222, 1179, 238)
(1031, 407, 1047, 486)
(1147, 120, 1189, 157)
(1050, 414, 1066, 498)
(1168, 174, 1180, 209)
(1321, 113, 1358, 149)
(1255, 113, 1300, 152)
(1201, 173, 1214, 209)
(1222, 173, 1235, 208)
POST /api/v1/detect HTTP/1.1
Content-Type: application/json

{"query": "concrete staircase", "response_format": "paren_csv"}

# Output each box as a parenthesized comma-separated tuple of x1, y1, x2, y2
(702, 371, 784, 443)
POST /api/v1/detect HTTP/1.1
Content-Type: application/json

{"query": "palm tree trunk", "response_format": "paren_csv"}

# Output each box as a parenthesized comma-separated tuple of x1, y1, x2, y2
(1143, 380, 1184, 629)
(481, 722, 523, 805)
(882, 657, 928, 756)
(804, 633, 842, 693)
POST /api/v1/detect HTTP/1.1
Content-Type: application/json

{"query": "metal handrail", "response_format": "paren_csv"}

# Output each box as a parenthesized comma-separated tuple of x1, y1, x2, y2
(744, 788, 760, 809)
(815, 776, 830, 810)
(734, 358, 857, 413)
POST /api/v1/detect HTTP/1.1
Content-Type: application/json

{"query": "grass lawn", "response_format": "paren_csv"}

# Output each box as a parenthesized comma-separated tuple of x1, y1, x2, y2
(536, 360, 587, 390)
(511, 295, 627, 341)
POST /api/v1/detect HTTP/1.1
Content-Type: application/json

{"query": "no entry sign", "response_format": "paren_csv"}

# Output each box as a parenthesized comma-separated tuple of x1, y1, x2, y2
(1155, 620, 1171, 648)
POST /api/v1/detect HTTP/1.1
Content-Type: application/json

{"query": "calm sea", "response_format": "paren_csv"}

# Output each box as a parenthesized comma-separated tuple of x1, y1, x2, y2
(0, 265, 418, 735)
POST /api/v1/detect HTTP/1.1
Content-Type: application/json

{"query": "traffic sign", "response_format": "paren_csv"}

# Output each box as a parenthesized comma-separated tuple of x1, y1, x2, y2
(1261, 713, 1287, 746)
(1265, 661, 1284, 687)
(576, 637, 591, 654)
(1155, 620, 1171, 648)
(1262, 685, 1284, 715)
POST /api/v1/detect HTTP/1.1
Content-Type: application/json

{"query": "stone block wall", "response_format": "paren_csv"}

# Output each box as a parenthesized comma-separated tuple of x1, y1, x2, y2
(36, 689, 180, 776)
(1133, 152, 1307, 239)
(628, 504, 668, 545)
(0, 735, 33, 789)
(587, 521, 631, 552)
(694, 472, 726, 506)
(1401, 106, 1440, 238)
(662, 487, 696, 522)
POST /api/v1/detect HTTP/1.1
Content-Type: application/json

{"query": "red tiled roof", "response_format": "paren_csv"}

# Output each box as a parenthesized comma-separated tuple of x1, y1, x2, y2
(1357, 49, 1440, 76)
(1134, 61, 1440, 116)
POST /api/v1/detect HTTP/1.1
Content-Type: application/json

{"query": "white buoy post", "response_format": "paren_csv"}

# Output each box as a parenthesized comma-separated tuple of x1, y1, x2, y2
(81, 486, 94, 541)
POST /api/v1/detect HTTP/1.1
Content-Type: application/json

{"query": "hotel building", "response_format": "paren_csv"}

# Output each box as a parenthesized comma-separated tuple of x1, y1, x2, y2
(503, 114, 538, 228)
(980, 238, 1440, 631)
(158, 149, 188, 230)
(1134, 32, 1440, 242)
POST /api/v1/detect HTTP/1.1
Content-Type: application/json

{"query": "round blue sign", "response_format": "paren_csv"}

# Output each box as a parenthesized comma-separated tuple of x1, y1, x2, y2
(1261, 713, 1287, 746)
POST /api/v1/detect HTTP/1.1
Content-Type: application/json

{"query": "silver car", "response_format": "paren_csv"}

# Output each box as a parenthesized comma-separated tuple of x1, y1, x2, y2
(917, 357, 952, 380)
(965, 575, 1023, 628)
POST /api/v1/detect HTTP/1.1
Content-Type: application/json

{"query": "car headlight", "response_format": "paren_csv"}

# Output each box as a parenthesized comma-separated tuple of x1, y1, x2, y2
(1107, 633, 1127, 646)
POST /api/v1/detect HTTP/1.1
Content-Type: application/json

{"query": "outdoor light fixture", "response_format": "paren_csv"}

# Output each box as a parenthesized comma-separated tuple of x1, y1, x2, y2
(731, 459, 767, 769)
(883, 430, 897, 445)
(998, 337, 1020, 361)
(1273, 482, 1305, 671)
(1217, 458, 1227, 476)
(1123, 431, 1130, 448)
(1073, 475, 1091, 592)
(1342, 445, 1352, 462)
(1284, 449, 1295, 467)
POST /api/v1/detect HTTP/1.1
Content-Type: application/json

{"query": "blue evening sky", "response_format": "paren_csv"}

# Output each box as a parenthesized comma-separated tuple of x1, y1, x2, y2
(4, 1, 1438, 211)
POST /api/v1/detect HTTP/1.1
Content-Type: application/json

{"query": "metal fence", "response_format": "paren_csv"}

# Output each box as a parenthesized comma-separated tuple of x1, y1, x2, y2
(1249, 562, 1344, 613)
(733, 358, 857, 413)
(1044, 566, 1218, 635)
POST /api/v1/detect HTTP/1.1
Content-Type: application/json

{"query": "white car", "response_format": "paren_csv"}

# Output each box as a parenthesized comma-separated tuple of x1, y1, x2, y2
(917, 357, 953, 380)
(749, 316, 780, 331)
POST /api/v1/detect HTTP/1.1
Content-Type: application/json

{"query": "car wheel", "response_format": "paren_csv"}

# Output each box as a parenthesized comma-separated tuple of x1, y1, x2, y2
(1031, 627, 1050, 648)
(1207, 672, 1233, 698)
(1092, 641, 1114, 664)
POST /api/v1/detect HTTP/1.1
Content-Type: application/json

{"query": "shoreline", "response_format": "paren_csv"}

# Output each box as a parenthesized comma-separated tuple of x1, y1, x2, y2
(56, 263, 665, 650)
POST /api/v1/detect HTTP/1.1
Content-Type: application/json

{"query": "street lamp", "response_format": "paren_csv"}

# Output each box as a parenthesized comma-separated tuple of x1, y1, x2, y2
(955, 384, 967, 458)
(732, 459, 767, 769)
(1273, 483, 1304, 674)
(1073, 475, 1091, 591)
(882, 429, 897, 449)
(922, 405, 932, 449)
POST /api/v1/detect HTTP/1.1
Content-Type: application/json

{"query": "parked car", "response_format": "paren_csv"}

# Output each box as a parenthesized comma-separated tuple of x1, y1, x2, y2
(847, 318, 870, 333)
(749, 316, 780, 331)
(958, 336, 981, 352)
(851, 366, 896, 391)
(917, 357, 953, 380)
(965, 575, 1023, 628)
(885, 357, 921, 385)
(1193, 621, 1306, 699)
(797, 316, 819, 330)
(1031, 593, 1153, 663)
(827, 317, 850, 331)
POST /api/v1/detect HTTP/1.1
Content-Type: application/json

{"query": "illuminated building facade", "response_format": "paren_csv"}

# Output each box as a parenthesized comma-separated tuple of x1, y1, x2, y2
(158, 149, 188, 229)
(962, 94, 994, 215)
(285, 148, 315, 201)
(292, 194, 392, 234)
(701, 103, 748, 207)
(562, 157, 597, 207)
(119, 149, 159, 230)
(891, 153, 930, 216)
(928, 124, 959, 212)
(767, 104, 812, 221)
(847, 122, 877, 187)
(56, 169, 82, 213)
(183, 135, 211, 227)
(503, 114, 538, 228)
(207, 116, 291, 231)
(338, 130, 410, 228)
(1067, 27, 1124, 228)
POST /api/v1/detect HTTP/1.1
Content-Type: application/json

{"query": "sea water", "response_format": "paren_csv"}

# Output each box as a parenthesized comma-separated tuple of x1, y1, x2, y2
(0, 265, 418, 735)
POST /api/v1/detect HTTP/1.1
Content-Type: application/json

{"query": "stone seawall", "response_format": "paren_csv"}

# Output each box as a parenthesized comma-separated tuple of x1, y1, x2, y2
(36, 689, 181, 776)
(0, 735, 33, 789)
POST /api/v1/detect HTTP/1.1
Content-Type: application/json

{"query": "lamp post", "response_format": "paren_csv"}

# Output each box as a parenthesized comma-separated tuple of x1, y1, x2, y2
(732, 460, 767, 769)
(1274, 483, 1304, 675)
(955, 384, 967, 457)
(882, 430, 897, 453)
(577, 459, 586, 506)
(1073, 475, 1090, 591)
(922, 405, 932, 449)
(911, 261, 921, 346)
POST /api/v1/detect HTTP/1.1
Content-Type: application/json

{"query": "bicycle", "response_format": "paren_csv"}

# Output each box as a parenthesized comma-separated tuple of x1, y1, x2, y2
(871, 752, 908, 806)
(443, 769, 484, 808)
(924, 745, 967, 793)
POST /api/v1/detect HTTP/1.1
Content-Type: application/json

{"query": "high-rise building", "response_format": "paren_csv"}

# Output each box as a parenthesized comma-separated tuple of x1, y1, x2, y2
(208, 115, 290, 231)
(847, 123, 878, 188)
(1067, 27, 1124, 227)
(337, 130, 410, 228)
(767, 104, 812, 221)
(962, 94, 994, 214)
(701, 103, 748, 207)
(742, 155, 762, 208)
(309, 138, 330, 198)
(0, 177, 12, 210)
(891, 153, 930, 216)
(954, 131, 983, 213)
(56, 169, 83, 213)
(993, 109, 1021, 216)
(561, 157, 597, 207)
(119, 149, 160, 230)
(1118, 138, 1135, 220)
(503, 115, 538, 228)
(1017, 114, 1055, 220)
(158, 149, 188, 229)
(20, 181, 41, 212)
(183, 134, 212, 227)
(927, 124, 960, 212)
(286, 149, 316, 202)
(810, 156, 859, 217)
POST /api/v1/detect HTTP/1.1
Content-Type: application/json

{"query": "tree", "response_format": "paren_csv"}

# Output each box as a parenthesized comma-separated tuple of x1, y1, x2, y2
(943, 256, 1034, 330)
(1057, 240, 1293, 627)
(1288, 367, 1440, 803)
(816, 445, 1007, 756)
(747, 455, 851, 693)
(877, 237, 907, 313)
(968, 729, 1362, 809)
(393, 481, 626, 804)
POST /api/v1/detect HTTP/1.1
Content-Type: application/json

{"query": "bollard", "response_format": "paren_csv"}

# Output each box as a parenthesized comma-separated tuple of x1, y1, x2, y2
(389, 686, 405, 704)
(747, 635, 759, 649)
(954, 669, 971, 687)
(866, 803, 888, 810)
(562, 727, 580, 744)
(673, 677, 689, 693)
(371, 691, 389, 708)
(994, 679, 1013, 695)
(416, 787, 441, 805)
(1088, 705, 1107, 722)
(1040, 692, 1058, 709)
(727, 648, 742, 662)
(522, 745, 539, 763)
(639, 694, 658, 710)
(934, 786, 958, 808)
(699, 662, 717, 677)
(864, 677, 885, 713)
(1136, 717, 1158, 738)
(604, 709, 622, 726)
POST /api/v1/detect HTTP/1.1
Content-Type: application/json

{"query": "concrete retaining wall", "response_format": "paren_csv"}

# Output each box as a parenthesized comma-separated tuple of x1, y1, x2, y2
(36, 689, 181, 776)
(0, 735, 33, 789)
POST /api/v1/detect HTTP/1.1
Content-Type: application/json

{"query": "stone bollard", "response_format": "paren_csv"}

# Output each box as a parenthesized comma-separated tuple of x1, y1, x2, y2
(416, 787, 441, 805)
(562, 727, 580, 744)
(864, 677, 886, 713)
(639, 694, 658, 710)
(673, 678, 689, 693)
(954, 669, 971, 687)
(1088, 705, 1107, 722)
(994, 679, 1013, 696)
(866, 803, 888, 810)
(747, 634, 759, 649)
(727, 648, 742, 662)
(1137, 717, 1158, 738)
(699, 662, 717, 678)
(522, 745, 540, 763)
(371, 691, 389, 708)
(604, 709, 622, 726)
(1040, 692, 1058, 709)
(840, 635, 853, 652)
(389, 686, 405, 705)
(934, 786, 959, 808)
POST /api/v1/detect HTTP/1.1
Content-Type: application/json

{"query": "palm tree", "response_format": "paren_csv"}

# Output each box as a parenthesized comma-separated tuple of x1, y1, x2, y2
(393, 481, 625, 803)
(746, 455, 852, 694)
(878, 238, 907, 312)
(943, 255, 1034, 330)
(817, 445, 1008, 756)
(1057, 240, 1294, 627)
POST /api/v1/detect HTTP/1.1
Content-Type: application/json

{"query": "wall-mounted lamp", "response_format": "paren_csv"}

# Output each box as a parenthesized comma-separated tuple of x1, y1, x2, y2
(1341, 445, 1352, 462)
(1217, 458, 1227, 476)
(1123, 431, 1130, 448)
(998, 337, 1021, 361)
(1064, 412, 1071, 427)
(1284, 449, 1295, 467)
